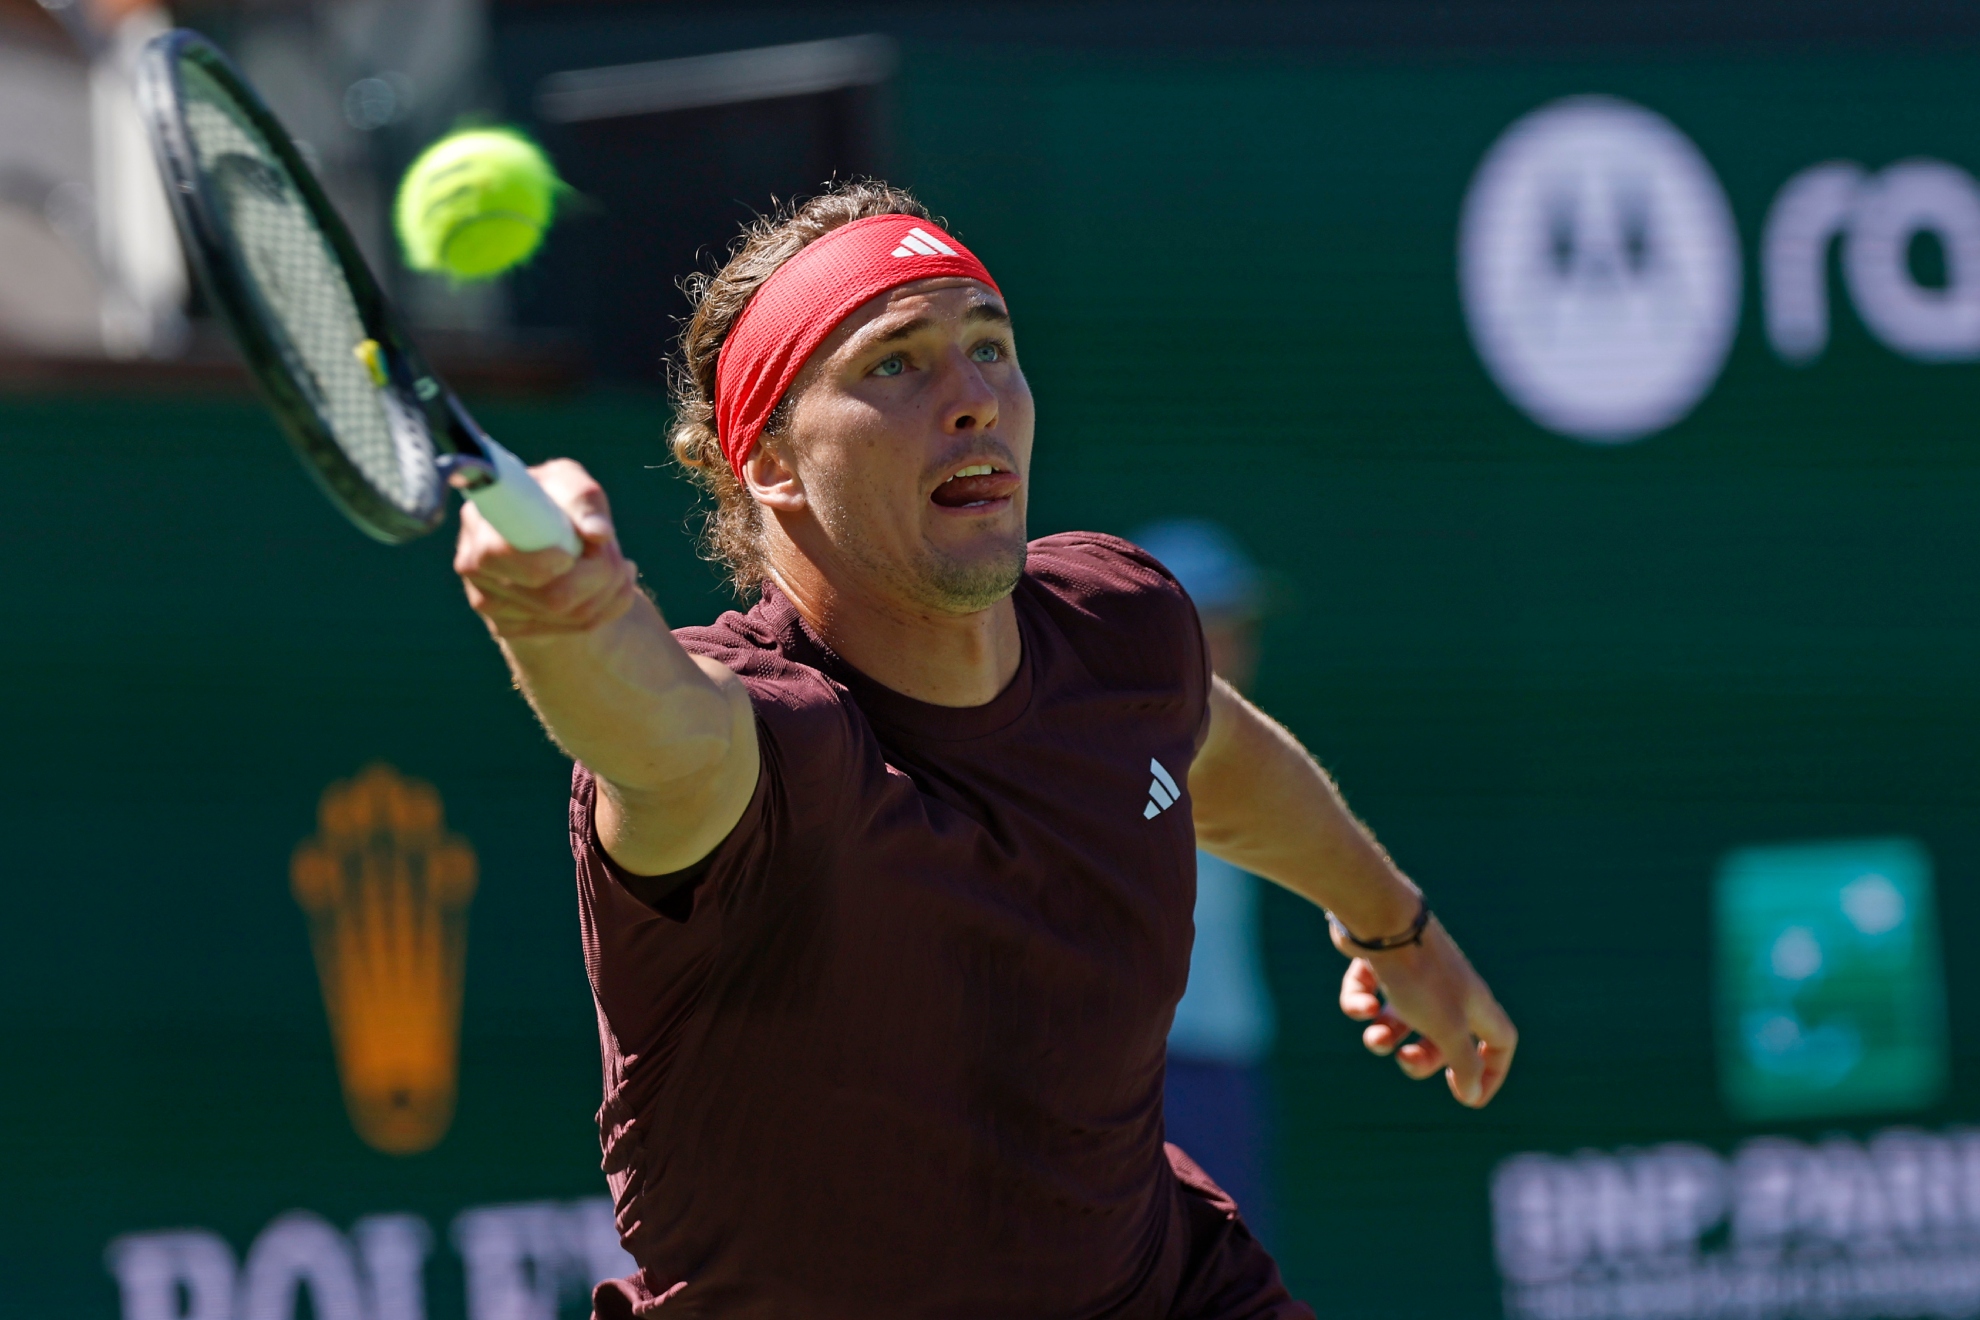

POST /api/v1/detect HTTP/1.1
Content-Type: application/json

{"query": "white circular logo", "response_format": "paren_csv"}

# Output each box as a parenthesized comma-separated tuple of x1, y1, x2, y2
(1460, 96, 1742, 444)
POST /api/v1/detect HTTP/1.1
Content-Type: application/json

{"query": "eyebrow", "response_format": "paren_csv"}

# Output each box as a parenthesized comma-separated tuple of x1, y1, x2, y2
(867, 302, 1012, 347)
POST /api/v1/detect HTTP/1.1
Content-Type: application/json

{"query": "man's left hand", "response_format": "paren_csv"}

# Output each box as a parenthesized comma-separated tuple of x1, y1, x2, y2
(1336, 920, 1517, 1108)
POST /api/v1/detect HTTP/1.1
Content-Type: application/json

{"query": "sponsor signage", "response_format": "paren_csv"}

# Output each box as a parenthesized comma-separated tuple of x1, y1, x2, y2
(1460, 96, 1743, 445)
(1714, 838, 1949, 1123)
(291, 765, 478, 1156)
(1766, 160, 1980, 365)
(105, 1199, 633, 1320)
(1491, 835, 1956, 1319)
(1493, 1126, 1980, 1320)
(1461, 95, 1980, 443)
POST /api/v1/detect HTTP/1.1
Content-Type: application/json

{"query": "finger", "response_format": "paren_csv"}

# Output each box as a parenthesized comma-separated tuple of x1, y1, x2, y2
(1360, 1009, 1413, 1056)
(504, 552, 627, 614)
(1470, 1003, 1518, 1106)
(463, 555, 602, 613)
(1473, 1029, 1512, 1108)
(463, 547, 635, 627)
(473, 578, 626, 633)
(453, 499, 502, 574)
(473, 564, 635, 634)
(1339, 958, 1383, 1020)
(456, 502, 580, 585)
(531, 459, 615, 543)
(1471, 994, 1519, 1056)
(1429, 1023, 1486, 1107)
(1473, 1041, 1514, 1107)
(1394, 1038, 1444, 1081)
(477, 545, 582, 589)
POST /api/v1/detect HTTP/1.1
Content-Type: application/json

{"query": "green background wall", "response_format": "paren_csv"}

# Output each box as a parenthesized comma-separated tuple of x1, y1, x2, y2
(896, 46, 1980, 1311)
(9, 38, 1980, 1319)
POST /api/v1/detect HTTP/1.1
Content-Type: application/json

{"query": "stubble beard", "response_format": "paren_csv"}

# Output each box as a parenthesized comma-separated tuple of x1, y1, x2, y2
(836, 513, 1029, 616)
(914, 531, 1028, 614)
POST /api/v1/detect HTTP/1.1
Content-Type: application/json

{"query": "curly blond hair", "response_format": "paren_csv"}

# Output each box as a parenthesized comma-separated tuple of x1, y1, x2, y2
(668, 180, 936, 597)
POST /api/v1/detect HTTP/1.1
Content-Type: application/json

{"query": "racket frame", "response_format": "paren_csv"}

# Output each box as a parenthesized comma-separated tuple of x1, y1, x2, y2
(135, 30, 530, 546)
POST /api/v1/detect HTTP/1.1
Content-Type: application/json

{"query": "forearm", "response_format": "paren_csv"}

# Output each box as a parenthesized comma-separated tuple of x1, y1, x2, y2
(1193, 680, 1518, 1108)
(1189, 678, 1420, 939)
(454, 460, 758, 875)
(502, 593, 748, 797)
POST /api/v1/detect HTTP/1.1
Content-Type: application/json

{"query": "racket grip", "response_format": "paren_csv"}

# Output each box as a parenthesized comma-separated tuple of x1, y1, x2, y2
(462, 437, 582, 556)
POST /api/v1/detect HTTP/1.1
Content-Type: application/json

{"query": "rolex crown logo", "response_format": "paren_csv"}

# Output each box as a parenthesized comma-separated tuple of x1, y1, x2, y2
(292, 763, 478, 1155)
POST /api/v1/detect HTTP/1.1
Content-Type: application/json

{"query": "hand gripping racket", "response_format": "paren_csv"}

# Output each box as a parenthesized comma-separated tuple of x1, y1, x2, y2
(134, 29, 580, 555)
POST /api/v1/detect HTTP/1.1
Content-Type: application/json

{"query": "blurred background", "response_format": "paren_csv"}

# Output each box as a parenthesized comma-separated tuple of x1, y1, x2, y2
(7, 1, 1980, 1317)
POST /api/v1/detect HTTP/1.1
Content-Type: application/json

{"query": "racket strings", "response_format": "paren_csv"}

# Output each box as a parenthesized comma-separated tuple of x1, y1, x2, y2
(179, 70, 439, 519)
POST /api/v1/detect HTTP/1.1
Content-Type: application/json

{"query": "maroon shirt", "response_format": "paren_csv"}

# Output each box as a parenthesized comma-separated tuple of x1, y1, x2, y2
(571, 533, 1308, 1318)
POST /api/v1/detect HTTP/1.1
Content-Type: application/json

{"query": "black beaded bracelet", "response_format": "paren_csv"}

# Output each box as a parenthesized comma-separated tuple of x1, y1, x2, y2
(1327, 895, 1432, 952)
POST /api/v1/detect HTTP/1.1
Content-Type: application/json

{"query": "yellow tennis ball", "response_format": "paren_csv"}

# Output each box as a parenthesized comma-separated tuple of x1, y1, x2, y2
(395, 128, 564, 281)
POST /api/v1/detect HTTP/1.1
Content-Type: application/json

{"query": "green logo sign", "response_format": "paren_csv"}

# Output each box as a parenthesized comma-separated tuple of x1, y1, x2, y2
(1714, 837, 1948, 1122)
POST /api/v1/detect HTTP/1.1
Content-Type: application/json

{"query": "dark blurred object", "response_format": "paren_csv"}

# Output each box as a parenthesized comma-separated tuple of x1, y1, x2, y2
(482, 0, 1980, 50)
(0, 0, 75, 47)
(514, 35, 895, 385)
(0, 323, 587, 396)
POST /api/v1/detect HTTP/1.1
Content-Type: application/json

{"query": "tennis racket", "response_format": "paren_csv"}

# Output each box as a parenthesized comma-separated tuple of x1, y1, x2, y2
(134, 29, 579, 555)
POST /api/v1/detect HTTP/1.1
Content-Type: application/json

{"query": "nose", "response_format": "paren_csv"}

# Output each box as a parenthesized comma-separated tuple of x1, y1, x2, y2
(939, 348, 999, 435)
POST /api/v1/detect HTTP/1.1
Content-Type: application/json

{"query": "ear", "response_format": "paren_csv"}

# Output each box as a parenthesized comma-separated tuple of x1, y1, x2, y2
(742, 439, 805, 513)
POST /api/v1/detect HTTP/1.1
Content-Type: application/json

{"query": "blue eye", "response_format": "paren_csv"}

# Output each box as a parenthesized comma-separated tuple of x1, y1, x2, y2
(971, 342, 1002, 363)
(872, 355, 904, 377)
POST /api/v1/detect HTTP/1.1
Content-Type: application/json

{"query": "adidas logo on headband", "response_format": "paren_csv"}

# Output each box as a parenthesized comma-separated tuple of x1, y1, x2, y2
(891, 226, 959, 258)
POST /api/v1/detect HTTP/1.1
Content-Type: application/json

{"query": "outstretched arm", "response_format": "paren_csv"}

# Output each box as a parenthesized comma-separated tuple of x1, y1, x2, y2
(1188, 676, 1516, 1107)
(454, 460, 759, 877)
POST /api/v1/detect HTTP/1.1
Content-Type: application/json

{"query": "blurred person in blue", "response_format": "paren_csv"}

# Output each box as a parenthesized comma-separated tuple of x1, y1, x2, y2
(1134, 518, 1280, 1237)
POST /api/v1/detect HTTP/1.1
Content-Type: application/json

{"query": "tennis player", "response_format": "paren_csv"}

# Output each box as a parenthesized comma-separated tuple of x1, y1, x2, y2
(454, 182, 1516, 1318)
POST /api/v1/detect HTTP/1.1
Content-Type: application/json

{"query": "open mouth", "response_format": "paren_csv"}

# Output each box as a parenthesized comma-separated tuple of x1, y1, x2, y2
(930, 462, 1020, 510)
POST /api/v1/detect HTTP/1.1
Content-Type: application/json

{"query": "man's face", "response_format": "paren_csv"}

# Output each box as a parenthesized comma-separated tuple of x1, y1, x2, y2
(764, 277, 1034, 615)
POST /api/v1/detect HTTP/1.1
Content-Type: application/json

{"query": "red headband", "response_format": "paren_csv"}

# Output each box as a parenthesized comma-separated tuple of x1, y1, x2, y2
(714, 214, 1001, 480)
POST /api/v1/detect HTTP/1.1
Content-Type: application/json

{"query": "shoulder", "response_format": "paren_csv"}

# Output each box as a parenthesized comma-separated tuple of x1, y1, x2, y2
(675, 602, 836, 709)
(1023, 530, 1198, 634)
(1022, 531, 1207, 693)
(672, 602, 870, 786)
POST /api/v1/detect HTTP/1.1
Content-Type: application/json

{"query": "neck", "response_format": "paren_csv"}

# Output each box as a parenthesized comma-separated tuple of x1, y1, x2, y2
(768, 555, 1022, 708)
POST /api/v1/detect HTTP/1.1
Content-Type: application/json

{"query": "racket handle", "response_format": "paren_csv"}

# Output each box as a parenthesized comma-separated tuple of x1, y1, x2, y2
(461, 437, 582, 556)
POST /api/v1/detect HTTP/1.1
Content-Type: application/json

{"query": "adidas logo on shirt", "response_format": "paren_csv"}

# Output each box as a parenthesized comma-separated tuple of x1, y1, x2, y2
(891, 226, 959, 259)
(1143, 758, 1181, 819)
